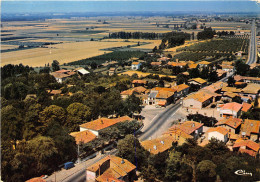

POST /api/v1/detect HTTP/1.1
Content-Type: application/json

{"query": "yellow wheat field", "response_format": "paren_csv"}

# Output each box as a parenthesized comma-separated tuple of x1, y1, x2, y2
(1, 41, 137, 67)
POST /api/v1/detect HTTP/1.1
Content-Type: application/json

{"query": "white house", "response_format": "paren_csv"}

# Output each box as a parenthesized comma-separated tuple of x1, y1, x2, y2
(131, 62, 142, 70)
(207, 127, 229, 143)
(219, 102, 242, 118)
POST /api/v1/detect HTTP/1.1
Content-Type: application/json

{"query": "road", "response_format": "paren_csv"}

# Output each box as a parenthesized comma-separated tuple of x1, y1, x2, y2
(50, 101, 181, 182)
(247, 20, 257, 65)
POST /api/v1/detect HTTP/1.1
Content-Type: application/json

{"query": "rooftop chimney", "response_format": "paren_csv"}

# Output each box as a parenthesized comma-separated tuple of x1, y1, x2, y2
(251, 123, 253, 127)
(161, 140, 164, 145)
(121, 159, 125, 164)
(192, 123, 195, 127)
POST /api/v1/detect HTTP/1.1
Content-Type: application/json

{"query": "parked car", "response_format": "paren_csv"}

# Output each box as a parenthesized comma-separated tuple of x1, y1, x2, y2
(64, 162, 74, 170)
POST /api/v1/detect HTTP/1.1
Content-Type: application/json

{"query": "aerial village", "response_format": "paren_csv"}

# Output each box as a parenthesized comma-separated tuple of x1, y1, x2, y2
(41, 47, 260, 182)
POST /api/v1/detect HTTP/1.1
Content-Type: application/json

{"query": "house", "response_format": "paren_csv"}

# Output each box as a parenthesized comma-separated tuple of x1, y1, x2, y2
(219, 102, 242, 118)
(188, 63, 199, 69)
(188, 78, 207, 88)
(86, 155, 136, 182)
(131, 62, 142, 70)
(241, 83, 260, 99)
(217, 69, 227, 79)
(168, 62, 187, 68)
(141, 135, 176, 155)
(108, 67, 116, 76)
(207, 127, 229, 143)
(240, 119, 260, 141)
(163, 128, 193, 145)
(172, 84, 190, 99)
(198, 61, 211, 68)
(79, 116, 132, 136)
(222, 92, 239, 102)
(233, 139, 260, 157)
(168, 121, 203, 139)
(202, 81, 227, 94)
(74, 67, 90, 76)
(241, 102, 252, 113)
(70, 130, 97, 144)
(120, 86, 147, 99)
(183, 91, 214, 109)
(157, 57, 170, 62)
(151, 62, 162, 66)
(215, 118, 242, 134)
(47, 89, 62, 99)
(234, 75, 260, 84)
(221, 86, 242, 94)
(132, 80, 147, 87)
(144, 87, 176, 106)
(51, 72, 73, 83)
(221, 65, 234, 73)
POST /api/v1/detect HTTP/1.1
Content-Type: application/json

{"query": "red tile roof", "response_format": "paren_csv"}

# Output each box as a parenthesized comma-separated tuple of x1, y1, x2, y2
(169, 121, 203, 135)
(87, 155, 136, 181)
(141, 135, 176, 155)
(241, 102, 252, 112)
(132, 62, 140, 65)
(233, 139, 260, 152)
(215, 118, 242, 129)
(70, 130, 97, 144)
(207, 127, 228, 135)
(80, 116, 132, 131)
(240, 119, 260, 136)
(172, 84, 189, 92)
(220, 102, 242, 113)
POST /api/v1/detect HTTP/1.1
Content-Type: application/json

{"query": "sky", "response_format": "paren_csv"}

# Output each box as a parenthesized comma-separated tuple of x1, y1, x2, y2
(1, 1, 260, 14)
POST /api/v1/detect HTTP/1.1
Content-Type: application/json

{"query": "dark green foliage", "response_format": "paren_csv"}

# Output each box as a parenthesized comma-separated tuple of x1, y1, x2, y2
(51, 60, 60, 71)
(160, 32, 190, 49)
(227, 76, 236, 87)
(197, 27, 216, 40)
(234, 60, 250, 76)
(187, 114, 217, 127)
(68, 51, 145, 66)
(1, 64, 33, 80)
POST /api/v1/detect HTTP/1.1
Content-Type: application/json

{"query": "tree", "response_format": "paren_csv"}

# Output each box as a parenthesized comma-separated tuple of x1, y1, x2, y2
(165, 151, 183, 181)
(205, 138, 229, 155)
(227, 76, 235, 87)
(39, 105, 66, 128)
(208, 71, 218, 82)
(235, 60, 250, 76)
(51, 60, 60, 71)
(232, 96, 243, 104)
(197, 160, 217, 182)
(66, 103, 91, 132)
(189, 68, 200, 78)
(1, 105, 23, 142)
(176, 74, 188, 84)
(90, 62, 97, 69)
(117, 134, 148, 170)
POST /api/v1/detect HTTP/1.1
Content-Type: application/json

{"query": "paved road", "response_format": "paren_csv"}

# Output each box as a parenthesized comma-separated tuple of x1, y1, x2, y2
(139, 102, 181, 141)
(247, 20, 257, 65)
(55, 101, 181, 182)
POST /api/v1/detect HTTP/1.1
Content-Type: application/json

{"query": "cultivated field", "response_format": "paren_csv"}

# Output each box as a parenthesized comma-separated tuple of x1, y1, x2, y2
(1, 41, 137, 67)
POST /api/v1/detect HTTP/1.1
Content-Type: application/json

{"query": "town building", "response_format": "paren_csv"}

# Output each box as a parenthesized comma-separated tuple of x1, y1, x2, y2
(79, 116, 132, 136)
(240, 119, 260, 141)
(233, 139, 260, 157)
(207, 127, 229, 143)
(144, 87, 176, 106)
(86, 155, 136, 182)
(70, 130, 97, 144)
(188, 78, 207, 88)
(183, 91, 214, 109)
(141, 135, 176, 155)
(172, 84, 190, 100)
(168, 121, 203, 139)
(131, 62, 142, 70)
(219, 102, 242, 118)
(108, 67, 117, 76)
(51, 69, 76, 83)
(215, 118, 242, 134)
(132, 80, 147, 87)
(120, 86, 147, 99)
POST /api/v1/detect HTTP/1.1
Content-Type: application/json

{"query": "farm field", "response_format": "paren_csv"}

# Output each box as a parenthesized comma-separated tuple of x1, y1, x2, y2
(1, 41, 137, 67)
(118, 70, 176, 79)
